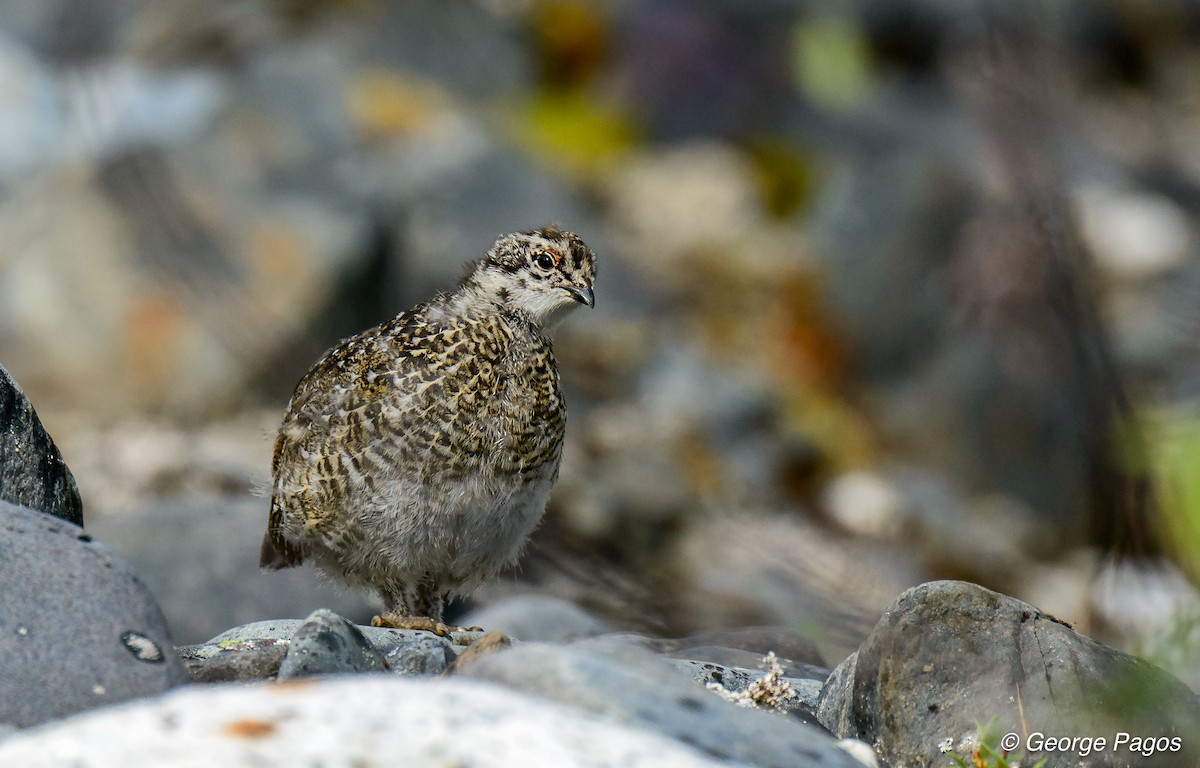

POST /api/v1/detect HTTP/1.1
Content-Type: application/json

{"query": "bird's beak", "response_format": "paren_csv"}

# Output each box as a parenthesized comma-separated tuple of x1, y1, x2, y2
(566, 285, 595, 308)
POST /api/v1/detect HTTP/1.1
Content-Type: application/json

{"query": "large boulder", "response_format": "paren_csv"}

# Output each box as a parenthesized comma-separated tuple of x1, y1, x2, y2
(818, 580, 1200, 767)
(0, 363, 82, 525)
(0, 676, 735, 767)
(0, 501, 187, 727)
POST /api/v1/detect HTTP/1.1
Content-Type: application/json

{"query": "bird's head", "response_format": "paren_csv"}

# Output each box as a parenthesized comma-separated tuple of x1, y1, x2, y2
(465, 226, 597, 328)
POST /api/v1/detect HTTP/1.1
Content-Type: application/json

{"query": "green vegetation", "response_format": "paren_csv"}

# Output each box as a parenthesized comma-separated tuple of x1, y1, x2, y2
(944, 721, 1046, 768)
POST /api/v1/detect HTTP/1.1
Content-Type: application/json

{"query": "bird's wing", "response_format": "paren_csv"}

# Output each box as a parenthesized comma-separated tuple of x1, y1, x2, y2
(265, 308, 470, 536)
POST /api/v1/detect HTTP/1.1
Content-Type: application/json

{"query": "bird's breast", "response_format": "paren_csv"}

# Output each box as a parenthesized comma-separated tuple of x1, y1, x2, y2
(439, 332, 564, 474)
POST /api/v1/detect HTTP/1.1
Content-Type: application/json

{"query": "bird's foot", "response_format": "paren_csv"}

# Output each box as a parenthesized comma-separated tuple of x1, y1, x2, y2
(371, 614, 452, 637)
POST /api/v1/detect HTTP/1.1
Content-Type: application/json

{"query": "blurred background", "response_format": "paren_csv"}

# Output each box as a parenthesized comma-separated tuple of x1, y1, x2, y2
(2, 0, 1199, 686)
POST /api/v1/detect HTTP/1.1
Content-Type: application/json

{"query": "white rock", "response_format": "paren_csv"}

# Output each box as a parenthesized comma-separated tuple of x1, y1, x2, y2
(822, 471, 903, 537)
(0, 676, 737, 768)
(1075, 185, 1190, 281)
(837, 738, 880, 767)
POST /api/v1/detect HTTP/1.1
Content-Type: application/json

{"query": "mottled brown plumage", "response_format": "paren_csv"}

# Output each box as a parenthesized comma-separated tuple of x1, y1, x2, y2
(261, 227, 596, 631)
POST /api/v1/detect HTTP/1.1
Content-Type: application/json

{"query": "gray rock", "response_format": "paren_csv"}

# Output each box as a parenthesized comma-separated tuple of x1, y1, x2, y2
(0, 677, 736, 767)
(178, 618, 480, 682)
(0, 363, 82, 525)
(670, 659, 826, 716)
(204, 619, 304, 645)
(817, 650, 857, 731)
(0, 500, 187, 727)
(456, 639, 866, 768)
(817, 580, 1200, 768)
(458, 594, 613, 642)
(205, 617, 483, 655)
(276, 609, 384, 679)
(177, 638, 289, 683)
(383, 634, 455, 676)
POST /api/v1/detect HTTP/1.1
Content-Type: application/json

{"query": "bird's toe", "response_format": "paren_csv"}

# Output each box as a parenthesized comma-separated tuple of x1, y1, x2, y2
(371, 614, 452, 636)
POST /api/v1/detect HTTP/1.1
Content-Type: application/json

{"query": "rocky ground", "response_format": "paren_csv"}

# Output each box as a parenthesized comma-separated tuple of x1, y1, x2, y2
(3, 1, 1200, 674)
(4, 368, 1200, 767)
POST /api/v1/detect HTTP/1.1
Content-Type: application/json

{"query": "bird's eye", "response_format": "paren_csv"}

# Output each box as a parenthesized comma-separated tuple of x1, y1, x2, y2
(534, 252, 556, 271)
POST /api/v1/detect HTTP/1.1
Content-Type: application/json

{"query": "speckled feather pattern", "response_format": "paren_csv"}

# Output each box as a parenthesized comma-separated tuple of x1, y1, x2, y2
(261, 227, 595, 623)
